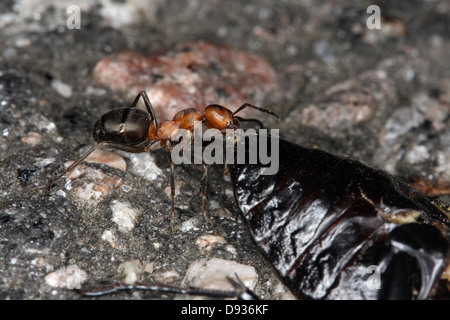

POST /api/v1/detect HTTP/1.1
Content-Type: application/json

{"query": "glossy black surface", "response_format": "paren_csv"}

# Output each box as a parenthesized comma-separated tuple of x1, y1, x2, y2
(228, 137, 450, 299)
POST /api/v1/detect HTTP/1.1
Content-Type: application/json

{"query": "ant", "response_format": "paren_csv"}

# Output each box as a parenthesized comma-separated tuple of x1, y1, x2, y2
(24, 91, 278, 228)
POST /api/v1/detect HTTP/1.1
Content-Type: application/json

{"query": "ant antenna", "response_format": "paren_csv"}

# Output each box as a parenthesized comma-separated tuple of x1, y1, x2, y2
(233, 103, 280, 119)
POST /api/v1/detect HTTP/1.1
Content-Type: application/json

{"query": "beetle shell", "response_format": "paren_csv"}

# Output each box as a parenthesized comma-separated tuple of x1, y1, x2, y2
(227, 136, 450, 299)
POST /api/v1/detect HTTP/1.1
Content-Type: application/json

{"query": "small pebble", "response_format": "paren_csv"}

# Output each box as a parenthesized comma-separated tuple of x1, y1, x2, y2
(127, 153, 163, 181)
(111, 200, 140, 232)
(164, 182, 181, 199)
(45, 265, 88, 289)
(177, 258, 258, 300)
(143, 262, 154, 274)
(154, 270, 180, 283)
(51, 79, 73, 98)
(195, 235, 227, 253)
(224, 245, 237, 255)
(21, 131, 43, 146)
(85, 149, 127, 172)
(152, 242, 162, 250)
(119, 260, 143, 285)
(101, 230, 115, 246)
(179, 218, 200, 232)
(274, 281, 297, 300)
(65, 162, 123, 202)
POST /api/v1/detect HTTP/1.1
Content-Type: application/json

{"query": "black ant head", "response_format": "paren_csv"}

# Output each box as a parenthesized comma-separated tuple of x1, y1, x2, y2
(92, 107, 152, 145)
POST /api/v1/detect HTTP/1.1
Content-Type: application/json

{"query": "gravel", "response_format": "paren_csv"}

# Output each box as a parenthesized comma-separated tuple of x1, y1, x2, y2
(1, 0, 449, 300)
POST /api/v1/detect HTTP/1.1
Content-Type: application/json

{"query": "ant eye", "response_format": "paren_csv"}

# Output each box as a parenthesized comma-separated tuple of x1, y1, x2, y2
(212, 105, 224, 111)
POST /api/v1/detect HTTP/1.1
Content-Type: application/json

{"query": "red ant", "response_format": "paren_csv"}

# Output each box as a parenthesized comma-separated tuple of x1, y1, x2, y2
(24, 91, 278, 228)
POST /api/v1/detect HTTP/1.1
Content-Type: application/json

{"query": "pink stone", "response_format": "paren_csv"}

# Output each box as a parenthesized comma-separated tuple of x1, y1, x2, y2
(93, 42, 277, 121)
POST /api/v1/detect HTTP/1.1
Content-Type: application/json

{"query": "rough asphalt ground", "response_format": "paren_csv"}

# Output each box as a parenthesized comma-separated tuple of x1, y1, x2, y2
(1, 0, 449, 300)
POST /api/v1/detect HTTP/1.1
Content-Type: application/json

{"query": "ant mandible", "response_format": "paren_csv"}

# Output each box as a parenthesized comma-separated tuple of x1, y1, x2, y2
(24, 91, 278, 228)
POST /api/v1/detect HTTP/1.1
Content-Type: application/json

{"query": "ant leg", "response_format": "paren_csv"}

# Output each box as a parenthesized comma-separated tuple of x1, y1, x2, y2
(223, 162, 229, 178)
(165, 141, 176, 229)
(233, 103, 279, 119)
(200, 164, 212, 226)
(226, 274, 260, 300)
(23, 142, 154, 193)
(130, 90, 159, 130)
(22, 144, 101, 193)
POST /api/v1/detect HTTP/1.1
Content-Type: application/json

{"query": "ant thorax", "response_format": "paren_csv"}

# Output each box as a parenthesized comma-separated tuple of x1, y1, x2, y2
(169, 120, 280, 176)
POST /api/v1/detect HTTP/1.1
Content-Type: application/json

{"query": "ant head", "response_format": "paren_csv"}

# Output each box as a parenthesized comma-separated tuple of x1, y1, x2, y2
(204, 104, 239, 130)
(92, 107, 153, 145)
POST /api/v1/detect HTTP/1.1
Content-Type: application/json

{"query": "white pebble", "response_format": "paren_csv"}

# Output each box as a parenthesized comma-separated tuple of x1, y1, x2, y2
(154, 270, 180, 283)
(179, 218, 199, 232)
(152, 242, 162, 250)
(195, 235, 227, 253)
(85, 149, 127, 172)
(51, 79, 72, 98)
(127, 153, 163, 181)
(111, 200, 140, 232)
(405, 145, 429, 164)
(101, 230, 115, 245)
(119, 260, 143, 285)
(177, 258, 258, 299)
(224, 245, 237, 255)
(45, 265, 88, 289)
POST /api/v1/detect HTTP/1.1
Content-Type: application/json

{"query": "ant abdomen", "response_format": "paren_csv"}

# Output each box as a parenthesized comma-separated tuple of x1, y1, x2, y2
(92, 108, 152, 145)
